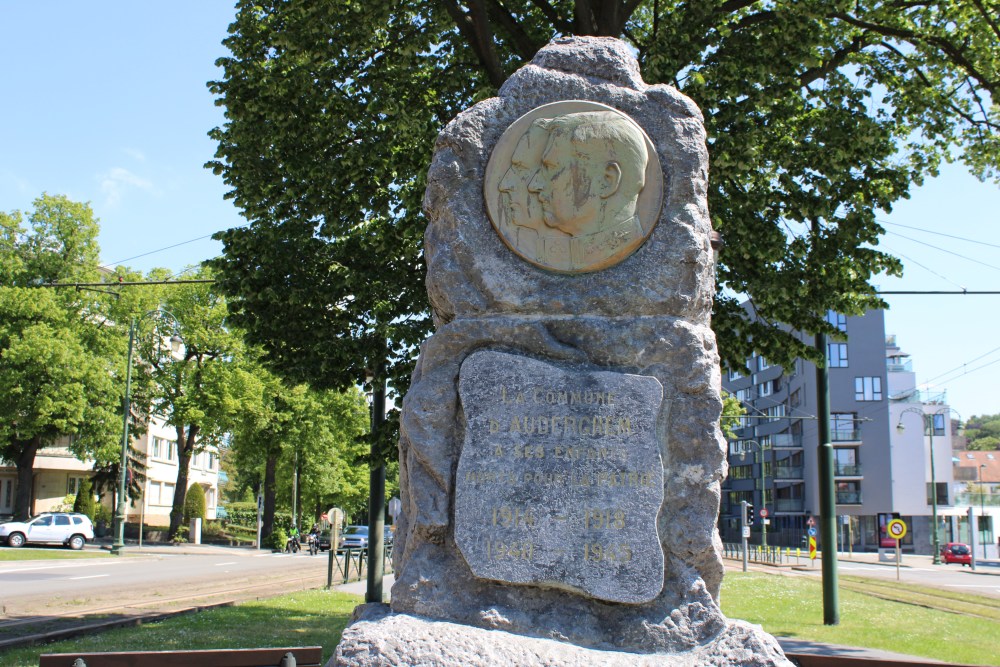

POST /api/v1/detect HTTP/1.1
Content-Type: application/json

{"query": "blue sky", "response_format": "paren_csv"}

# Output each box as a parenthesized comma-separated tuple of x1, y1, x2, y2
(2, 4, 999, 419)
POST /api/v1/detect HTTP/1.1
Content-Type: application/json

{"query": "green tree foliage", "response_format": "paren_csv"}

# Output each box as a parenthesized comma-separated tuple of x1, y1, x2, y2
(184, 482, 208, 522)
(140, 266, 253, 538)
(721, 391, 745, 440)
(0, 195, 125, 519)
(208, 1, 998, 435)
(229, 361, 369, 539)
(965, 414, 1000, 450)
(73, 476, 96, 520)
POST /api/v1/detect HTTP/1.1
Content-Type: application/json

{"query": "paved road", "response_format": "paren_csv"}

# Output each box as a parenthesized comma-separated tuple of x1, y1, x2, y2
(792, 554, 1000, 599)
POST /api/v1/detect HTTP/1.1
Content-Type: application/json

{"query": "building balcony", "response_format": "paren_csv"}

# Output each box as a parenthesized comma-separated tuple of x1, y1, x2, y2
(952, 492, 1000, 507)
(831, 428, 862, 443)
(836, 492, 863, 505)
(773, 465, 804, 480)
(834, 464, 862, 477)
(773, 498, 805, 512)
(770, 433, 802, 449)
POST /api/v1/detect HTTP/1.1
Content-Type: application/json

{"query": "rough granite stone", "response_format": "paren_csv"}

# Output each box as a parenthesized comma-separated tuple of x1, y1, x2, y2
(332, 604, 793, 667)
(454, 350, 665, 603)
(336, 35, 794, 666)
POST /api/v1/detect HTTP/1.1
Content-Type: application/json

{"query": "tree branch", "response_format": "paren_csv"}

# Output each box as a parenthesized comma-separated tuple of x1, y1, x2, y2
(833, 12, 998, 96)
(970, 0, 1000, 43)
(441, 0, 507, 87)
(799, 34, 871, 88)
(528, 0, 572, 33)
(485, 0, 545, 60)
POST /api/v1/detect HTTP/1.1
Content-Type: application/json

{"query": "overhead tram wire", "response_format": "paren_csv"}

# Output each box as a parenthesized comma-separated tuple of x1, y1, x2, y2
(884, 230, 1000, 273)
(880, 220, 1000, 251)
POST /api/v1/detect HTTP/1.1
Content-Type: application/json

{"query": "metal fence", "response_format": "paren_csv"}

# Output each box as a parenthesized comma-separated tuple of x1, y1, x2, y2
(722, 542, 817, 566)
(326, 543, 394, 588)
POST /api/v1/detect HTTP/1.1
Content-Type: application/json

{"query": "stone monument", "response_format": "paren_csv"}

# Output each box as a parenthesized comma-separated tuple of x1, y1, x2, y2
(334, 36, 793, 667)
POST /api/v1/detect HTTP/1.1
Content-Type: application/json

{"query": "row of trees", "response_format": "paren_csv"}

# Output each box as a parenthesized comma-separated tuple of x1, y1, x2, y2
(1, 195, 372, 540)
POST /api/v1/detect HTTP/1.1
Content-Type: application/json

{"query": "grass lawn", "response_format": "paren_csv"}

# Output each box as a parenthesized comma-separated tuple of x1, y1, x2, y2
(0, 589, 360, 667)
(0, 548, 111, 561)
(2, 572, 997, 666)
(722, 571, 1000, 666)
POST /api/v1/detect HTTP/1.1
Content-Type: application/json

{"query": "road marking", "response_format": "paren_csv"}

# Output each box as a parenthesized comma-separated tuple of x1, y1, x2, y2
(67, 574, 109, 580)
(214, 561, 238, 566)
(0, 561, 122, 575)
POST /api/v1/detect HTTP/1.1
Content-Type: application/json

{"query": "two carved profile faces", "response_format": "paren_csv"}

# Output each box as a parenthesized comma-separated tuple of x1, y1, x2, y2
(485, 101, 663, 274)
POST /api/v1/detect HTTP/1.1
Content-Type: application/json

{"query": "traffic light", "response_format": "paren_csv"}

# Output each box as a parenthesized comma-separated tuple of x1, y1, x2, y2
(746, 503, 755, 525)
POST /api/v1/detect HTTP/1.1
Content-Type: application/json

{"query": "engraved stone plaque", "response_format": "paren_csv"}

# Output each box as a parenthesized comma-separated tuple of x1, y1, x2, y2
(483, 100, 664, 274)
(454, 350, 665, 604)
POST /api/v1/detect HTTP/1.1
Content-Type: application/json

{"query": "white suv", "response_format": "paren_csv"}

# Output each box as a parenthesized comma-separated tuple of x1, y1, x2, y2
(0, 512, 95, 550)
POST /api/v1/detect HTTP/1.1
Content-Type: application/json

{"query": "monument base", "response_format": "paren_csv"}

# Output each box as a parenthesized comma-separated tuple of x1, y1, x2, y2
(332, 604, 794, 667)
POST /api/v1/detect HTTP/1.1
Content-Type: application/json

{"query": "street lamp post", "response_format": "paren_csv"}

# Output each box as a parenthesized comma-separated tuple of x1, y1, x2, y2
(896, 406, 961, 565)
(980, 463, 988, 560)
(111, 310, 182, 556)
(740, 439, 769, 549)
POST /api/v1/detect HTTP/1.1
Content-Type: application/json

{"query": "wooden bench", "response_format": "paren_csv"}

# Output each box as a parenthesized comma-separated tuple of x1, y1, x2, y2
(38, 646, 322, 667)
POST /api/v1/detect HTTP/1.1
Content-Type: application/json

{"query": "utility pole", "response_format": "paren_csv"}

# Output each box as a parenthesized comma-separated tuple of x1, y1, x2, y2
(366, 367, 387, 604)
(815, 330, 840, 625)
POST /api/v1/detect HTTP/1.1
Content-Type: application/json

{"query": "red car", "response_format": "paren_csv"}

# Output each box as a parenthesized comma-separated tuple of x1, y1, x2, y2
(941, 542, 972, 566)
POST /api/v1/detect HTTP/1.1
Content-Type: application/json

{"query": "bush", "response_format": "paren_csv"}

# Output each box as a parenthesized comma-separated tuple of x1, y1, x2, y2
(225, 502, 294, 534)
(183, 484, 207, 523)
(55, 494, 76, 512)
(73, 478, 96, 520)
(94, 504, 112, 525)
(265, 527, 287, 551)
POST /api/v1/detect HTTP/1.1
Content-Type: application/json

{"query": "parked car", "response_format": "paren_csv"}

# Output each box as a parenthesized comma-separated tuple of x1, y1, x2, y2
(941, 542, 972, 566)
(339, 525, 369, 550)
(384, 525, 394, 546)
(0, 512, 95, 550)
(317, 529, 332, 551)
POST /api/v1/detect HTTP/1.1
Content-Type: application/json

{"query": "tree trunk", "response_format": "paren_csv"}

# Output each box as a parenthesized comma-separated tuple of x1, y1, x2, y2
(168, 424, 199, 539)
(13, 436, 41, 520)
(262, 452, 277, 538)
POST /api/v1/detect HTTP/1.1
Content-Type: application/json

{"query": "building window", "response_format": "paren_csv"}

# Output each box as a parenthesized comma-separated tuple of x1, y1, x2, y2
(66, 476, 85, 497)
(168, 441, 177, 461)
(831, 413, 857, 441)
(164, 483, 175, 505)
(854, 376, 882, 401)
(827, 343, 848, 368)
(736, 388, 753, 402)
(757, 356, 770, 371)
(826, 310, 847, 332)
(758, 381, 772, 397)
(729, 465, 754, 480)
(728, 368, 743, 381)
(836, 480, 862, 504)
(789, 388, 802, 408)
(926, 482, 948, 506)
(767, 405, 786, 421)
(932, 413, 946, 436)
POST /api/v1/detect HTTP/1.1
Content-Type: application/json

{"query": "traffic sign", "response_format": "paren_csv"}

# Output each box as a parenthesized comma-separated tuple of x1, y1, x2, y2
(808, 536, 817, 560)
(806, 516, 816, 527)
(759, 508, 769, 518)
(808, 526, 817, 537)
(887, 518, 907, 540)
(742, 526, 751, 538)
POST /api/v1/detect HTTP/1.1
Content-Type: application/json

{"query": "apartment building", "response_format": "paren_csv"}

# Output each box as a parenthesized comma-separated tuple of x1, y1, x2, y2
(721, 309, 959, 555)
(0, 415, 218, 525)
